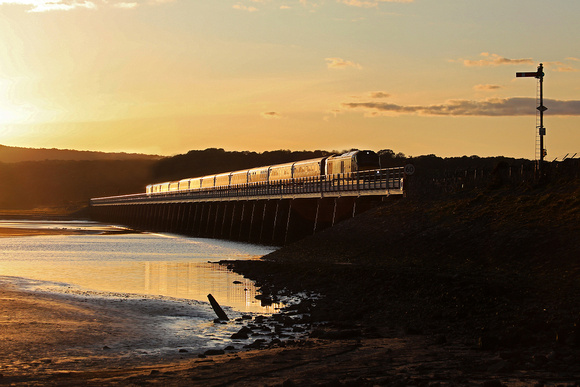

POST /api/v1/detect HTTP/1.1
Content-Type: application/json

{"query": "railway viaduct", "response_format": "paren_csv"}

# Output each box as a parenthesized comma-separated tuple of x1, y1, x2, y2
(89, 167, 408, 246)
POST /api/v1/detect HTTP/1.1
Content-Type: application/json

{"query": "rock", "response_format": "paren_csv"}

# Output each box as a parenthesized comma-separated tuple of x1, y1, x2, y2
(244, 339, 267, 349)
(231, 332, 249, 339)
(232, 326, 253, 339)
(178, 348, 188, 353)
(204, 349, 225, 356)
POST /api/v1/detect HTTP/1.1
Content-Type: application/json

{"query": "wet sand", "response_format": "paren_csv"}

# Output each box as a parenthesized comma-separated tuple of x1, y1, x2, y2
(0, 280, 566, 386)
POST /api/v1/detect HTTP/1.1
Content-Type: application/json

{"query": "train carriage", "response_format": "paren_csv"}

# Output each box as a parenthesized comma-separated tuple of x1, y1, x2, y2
(268, 162, 294, 182)
(214, 172, 232, 188)
(248, 166, 270, 184)
(292, 157, 327, 179)
(148, 182, 170, 194)
(198, 176, 213, 189)
(230, 170, 250, 186)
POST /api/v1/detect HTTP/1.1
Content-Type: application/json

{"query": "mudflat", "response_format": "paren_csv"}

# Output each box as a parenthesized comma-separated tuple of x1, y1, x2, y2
(0, 280, 575, 386)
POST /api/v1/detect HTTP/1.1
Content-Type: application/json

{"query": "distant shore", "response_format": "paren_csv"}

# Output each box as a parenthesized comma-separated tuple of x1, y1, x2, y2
(0, 227, 90, 238)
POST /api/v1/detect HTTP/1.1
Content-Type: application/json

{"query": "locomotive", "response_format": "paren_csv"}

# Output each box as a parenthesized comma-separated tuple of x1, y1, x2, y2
(146, 150, 380, 195)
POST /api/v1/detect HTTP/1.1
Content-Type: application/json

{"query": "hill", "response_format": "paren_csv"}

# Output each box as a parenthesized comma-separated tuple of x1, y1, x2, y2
(0, 144, 161, 163)
(0, 159, 156, 211)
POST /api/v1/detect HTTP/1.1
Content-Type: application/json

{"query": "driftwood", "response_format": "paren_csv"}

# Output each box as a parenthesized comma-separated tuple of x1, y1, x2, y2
(207, 293, 229, 320)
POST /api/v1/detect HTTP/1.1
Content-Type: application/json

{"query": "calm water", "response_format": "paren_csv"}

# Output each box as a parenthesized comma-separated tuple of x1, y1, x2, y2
(0, 220, 278, 314)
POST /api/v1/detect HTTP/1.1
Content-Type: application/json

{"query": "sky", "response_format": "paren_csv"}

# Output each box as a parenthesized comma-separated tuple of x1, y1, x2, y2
(0, 0, 579, 159)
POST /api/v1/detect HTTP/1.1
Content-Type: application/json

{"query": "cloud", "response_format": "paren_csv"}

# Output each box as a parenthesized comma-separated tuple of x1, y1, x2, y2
(369, 91, 390, 98)
(233, 3, 258, 12)
(338, 0, 413, 7)
(114, 2, 138, 9)
(342, 97, 580, 116)
(0, 0, 96, 12)
(325, 57, 362, 69)
(0, 0, 173, 12)
(458, 53, 534, 67)
(544, 61, 580, 73)
(474, 84, 502, 91)
(261, 111, 282, 119)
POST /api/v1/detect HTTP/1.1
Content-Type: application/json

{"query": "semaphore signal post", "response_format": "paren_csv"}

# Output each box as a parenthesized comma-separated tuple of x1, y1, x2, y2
(516, 63, 547, 172)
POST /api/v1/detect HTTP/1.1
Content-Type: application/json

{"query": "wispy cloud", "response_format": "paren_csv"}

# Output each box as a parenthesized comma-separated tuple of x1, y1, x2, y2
(233, 3, 258, 12)
(261, 111, 282, 119)
(343, 97, 580, 116)
(0, 0, 173, 12)
(473, 84, 502, 91)
(325, 57, 362, 69)
(456, 53, 534, 67)
(114, 2, 138, 9)
(544, 61, 580, 73)
(369, 91, 390, 98)
(338, 0, 413, 7)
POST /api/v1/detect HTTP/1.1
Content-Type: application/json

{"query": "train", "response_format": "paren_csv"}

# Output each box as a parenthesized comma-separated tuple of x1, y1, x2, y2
(146, 150, 381, 195)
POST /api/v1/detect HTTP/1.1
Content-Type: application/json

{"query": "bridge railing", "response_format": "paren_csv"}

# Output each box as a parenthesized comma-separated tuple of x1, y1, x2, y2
(90, 167, 405, 206)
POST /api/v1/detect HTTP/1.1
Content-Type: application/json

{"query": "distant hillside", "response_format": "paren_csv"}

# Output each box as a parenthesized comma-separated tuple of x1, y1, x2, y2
(0, 159, 156, 210)
(0, 144, 162, 163)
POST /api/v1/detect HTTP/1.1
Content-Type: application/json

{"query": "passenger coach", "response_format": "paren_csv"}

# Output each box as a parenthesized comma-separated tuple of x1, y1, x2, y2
(145, 150, 380, 195)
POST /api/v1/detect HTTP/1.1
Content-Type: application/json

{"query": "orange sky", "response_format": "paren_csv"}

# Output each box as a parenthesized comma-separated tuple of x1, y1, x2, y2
(1, 0, 579, 159)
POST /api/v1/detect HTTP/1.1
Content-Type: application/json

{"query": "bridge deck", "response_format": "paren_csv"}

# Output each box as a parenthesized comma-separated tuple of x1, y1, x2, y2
(90, 167, 405, 206)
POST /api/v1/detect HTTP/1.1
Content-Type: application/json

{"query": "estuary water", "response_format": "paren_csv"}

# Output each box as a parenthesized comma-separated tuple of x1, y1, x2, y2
(0, 220, 277, 314)
(0, 220, 281, 355)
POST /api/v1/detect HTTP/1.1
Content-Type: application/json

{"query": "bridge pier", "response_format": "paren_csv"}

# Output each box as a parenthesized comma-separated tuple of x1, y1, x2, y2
(90, 195, 391, 246)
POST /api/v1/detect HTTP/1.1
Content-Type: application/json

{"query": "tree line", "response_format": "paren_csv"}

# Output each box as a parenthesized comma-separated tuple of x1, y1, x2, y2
(0, 148, 532, 211)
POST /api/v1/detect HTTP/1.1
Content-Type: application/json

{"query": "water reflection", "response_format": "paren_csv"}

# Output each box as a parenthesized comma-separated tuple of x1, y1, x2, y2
(143, 262, 268, 313)
(0, 221, 278, 314)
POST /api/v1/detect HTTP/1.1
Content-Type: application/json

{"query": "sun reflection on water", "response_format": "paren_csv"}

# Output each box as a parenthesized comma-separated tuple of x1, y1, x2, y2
(0, 221, 279, 314)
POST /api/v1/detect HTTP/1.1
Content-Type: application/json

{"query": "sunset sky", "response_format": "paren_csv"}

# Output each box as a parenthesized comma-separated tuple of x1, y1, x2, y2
(0, 0, 579, 159)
